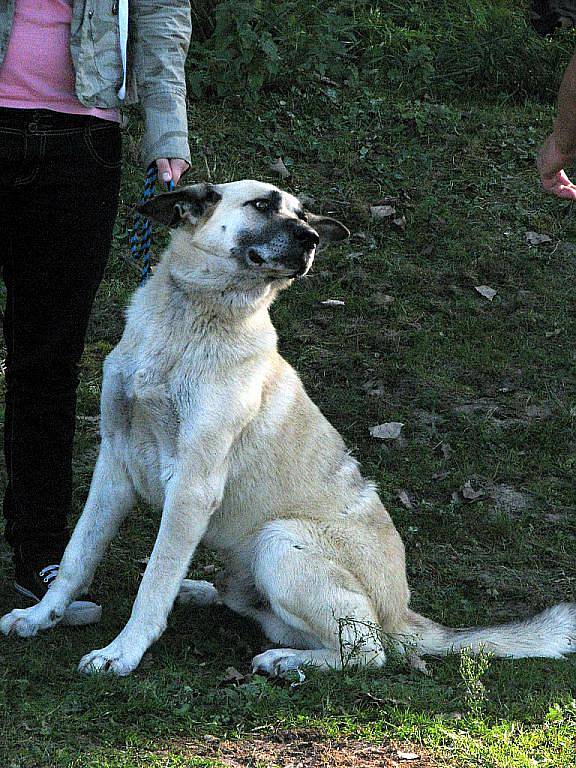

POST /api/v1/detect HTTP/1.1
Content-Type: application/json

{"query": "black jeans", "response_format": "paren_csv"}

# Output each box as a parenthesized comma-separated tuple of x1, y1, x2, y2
(0, 108, 122, 562)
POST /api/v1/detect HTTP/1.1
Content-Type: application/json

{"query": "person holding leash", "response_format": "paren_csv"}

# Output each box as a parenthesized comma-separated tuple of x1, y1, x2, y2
(0, 1, 191, 625)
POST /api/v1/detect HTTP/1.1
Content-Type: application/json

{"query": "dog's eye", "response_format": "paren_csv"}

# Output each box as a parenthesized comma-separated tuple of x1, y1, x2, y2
(253, 200, 270, 212)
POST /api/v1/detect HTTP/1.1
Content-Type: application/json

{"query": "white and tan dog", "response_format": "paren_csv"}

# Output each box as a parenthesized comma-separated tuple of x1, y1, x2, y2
(1, 180, 574, 676)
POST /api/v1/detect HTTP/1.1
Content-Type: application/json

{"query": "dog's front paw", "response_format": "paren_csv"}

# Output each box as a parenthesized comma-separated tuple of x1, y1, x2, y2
(0, 604, 60, 638)
(78, 642, 142, 676)
(251, 648, 305, 677)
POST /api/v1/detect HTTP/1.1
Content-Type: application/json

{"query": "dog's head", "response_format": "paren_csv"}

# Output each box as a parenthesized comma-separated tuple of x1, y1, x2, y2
(138, 180, 349, 286)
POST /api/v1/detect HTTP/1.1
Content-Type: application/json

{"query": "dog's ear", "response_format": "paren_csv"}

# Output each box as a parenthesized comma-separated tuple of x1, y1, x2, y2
(137, 183, 222, 228)
(306, 213, 350, 248)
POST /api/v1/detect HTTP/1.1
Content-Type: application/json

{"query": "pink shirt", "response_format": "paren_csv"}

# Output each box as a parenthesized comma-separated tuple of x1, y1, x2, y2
(0, 0, 119, 122)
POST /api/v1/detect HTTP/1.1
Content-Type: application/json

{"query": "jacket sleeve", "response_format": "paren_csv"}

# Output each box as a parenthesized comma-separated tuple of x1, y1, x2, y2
(130, 0, 192, 169)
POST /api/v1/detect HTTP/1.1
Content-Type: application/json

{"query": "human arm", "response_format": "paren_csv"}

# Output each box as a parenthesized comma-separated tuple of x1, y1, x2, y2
(130, 0, 192, 178)
(538, 48, 576, 199)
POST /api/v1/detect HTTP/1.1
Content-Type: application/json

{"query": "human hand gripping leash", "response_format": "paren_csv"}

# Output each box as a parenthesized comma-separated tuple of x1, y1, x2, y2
(130, 164, 175, 283)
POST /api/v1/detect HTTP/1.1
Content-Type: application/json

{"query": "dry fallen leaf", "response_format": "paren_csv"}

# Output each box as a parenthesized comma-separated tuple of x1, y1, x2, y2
(407, 652, 431, 676)
(461, 480, 484, 501)
(221, 666, 249, 685)
(392, 215, 407, 230)
(525, 231, 552, 246)
(475, 285, 497, 301)
(372, 293, 395, 307)
(321, 299, 345, 307)
(362, 379, 387, 397)
(395, 489, 414, 510)
(370, 422, 404, 440)
(269, 157, 290, 179)
(370, 204, 396, 219)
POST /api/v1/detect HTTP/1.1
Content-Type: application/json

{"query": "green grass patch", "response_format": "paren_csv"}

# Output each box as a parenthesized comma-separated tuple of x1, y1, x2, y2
(1, 11, 576, 766)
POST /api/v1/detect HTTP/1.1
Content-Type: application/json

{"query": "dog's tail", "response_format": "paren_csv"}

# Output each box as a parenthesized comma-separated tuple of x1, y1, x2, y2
(394, 603, 576, 659)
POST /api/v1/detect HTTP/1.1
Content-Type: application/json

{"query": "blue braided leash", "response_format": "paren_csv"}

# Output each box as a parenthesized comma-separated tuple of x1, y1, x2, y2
(130, 164, 175, 283)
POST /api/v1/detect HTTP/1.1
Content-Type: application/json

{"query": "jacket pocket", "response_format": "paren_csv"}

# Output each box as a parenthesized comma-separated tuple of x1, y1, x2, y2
(88, 2, 123, 87)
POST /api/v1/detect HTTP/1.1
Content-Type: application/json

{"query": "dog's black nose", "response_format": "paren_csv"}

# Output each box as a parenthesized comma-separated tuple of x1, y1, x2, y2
(289, 222, 320, 248)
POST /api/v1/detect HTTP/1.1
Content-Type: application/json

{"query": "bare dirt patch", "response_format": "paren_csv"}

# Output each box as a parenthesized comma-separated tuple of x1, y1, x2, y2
(172, 730, 439, 768)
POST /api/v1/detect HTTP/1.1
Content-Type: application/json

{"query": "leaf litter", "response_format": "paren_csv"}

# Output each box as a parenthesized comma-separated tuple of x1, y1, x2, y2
(474, 285, 497, 301)
(370, 422, 404, 440)
(270, 157, 290, 179)
(525, 231, 552, 246)
(456, 478, 533, 516)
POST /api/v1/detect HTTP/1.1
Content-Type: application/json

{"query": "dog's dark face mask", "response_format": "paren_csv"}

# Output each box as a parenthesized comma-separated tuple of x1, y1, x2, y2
(138, 181, 350, 284)
(230, 189, 349, 280)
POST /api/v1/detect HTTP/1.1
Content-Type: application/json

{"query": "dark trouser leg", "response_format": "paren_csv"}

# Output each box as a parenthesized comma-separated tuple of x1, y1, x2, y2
(1, 110, 122, 562)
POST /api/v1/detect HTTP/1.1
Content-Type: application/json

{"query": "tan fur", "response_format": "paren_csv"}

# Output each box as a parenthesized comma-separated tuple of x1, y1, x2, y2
(2, 180, 574, 676)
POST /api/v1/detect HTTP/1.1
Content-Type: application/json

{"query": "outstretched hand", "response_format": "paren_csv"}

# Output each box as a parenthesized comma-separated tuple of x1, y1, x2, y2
(155, 158, 189, 187)
(537, 135, 576, 200)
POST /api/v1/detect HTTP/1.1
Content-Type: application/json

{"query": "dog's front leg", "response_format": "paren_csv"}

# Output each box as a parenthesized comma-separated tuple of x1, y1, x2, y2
(78, 462, 227, 676)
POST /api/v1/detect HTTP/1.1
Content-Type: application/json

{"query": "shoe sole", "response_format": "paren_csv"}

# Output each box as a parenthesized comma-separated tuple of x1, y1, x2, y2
(14, 583, 102, 627)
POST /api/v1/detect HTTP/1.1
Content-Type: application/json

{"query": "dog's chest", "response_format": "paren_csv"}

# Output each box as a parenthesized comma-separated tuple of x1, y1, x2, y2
(114, 364, 188, 505)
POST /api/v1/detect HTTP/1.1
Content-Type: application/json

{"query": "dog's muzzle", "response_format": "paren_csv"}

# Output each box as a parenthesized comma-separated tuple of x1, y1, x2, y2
(239, 222, 319, 278)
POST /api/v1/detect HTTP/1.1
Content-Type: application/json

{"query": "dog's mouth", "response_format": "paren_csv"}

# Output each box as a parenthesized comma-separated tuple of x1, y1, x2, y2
(239, 245, 315, 279)
(291, 253, 314, 278)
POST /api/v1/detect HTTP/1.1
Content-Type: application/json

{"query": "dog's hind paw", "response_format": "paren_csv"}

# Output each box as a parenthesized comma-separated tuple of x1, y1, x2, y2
(251, 648, 306, 677)
(176, 579, 221, 606)
(0, 605, 54, 638)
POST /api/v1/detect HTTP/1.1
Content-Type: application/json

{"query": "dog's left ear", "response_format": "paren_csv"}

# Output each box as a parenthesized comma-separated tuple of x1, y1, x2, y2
(137, 183, 222, 228)
(306, 213, 350, 248)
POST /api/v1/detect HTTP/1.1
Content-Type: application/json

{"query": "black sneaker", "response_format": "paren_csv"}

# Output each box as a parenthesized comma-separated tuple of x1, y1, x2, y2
(14, 562, 102, 627)
(531, 1, 576, 36)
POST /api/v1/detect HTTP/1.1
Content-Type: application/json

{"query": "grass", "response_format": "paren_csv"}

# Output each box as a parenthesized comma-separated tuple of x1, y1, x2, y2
(1, 27, 576, 768)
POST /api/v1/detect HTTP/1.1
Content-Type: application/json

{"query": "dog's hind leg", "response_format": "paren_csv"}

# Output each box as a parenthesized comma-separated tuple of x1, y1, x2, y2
(176, 569, 316, 648)
(0, 445, 135, 638)
(250, 521, 386, 676)
(212, 566, 321, 649)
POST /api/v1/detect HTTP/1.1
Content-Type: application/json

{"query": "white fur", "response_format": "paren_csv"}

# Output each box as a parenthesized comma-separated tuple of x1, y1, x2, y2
(1, 180, 574, 676)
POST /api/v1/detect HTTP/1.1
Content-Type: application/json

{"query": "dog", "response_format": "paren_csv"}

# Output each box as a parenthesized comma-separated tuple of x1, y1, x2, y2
(1, 180, 574, 676)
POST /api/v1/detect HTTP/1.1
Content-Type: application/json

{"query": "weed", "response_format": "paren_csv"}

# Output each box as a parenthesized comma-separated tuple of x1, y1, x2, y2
(459, 648, 491, 718)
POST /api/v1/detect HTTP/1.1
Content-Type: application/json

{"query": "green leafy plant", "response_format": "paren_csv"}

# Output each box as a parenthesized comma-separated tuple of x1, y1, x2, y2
(186, 0, 574, 101)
